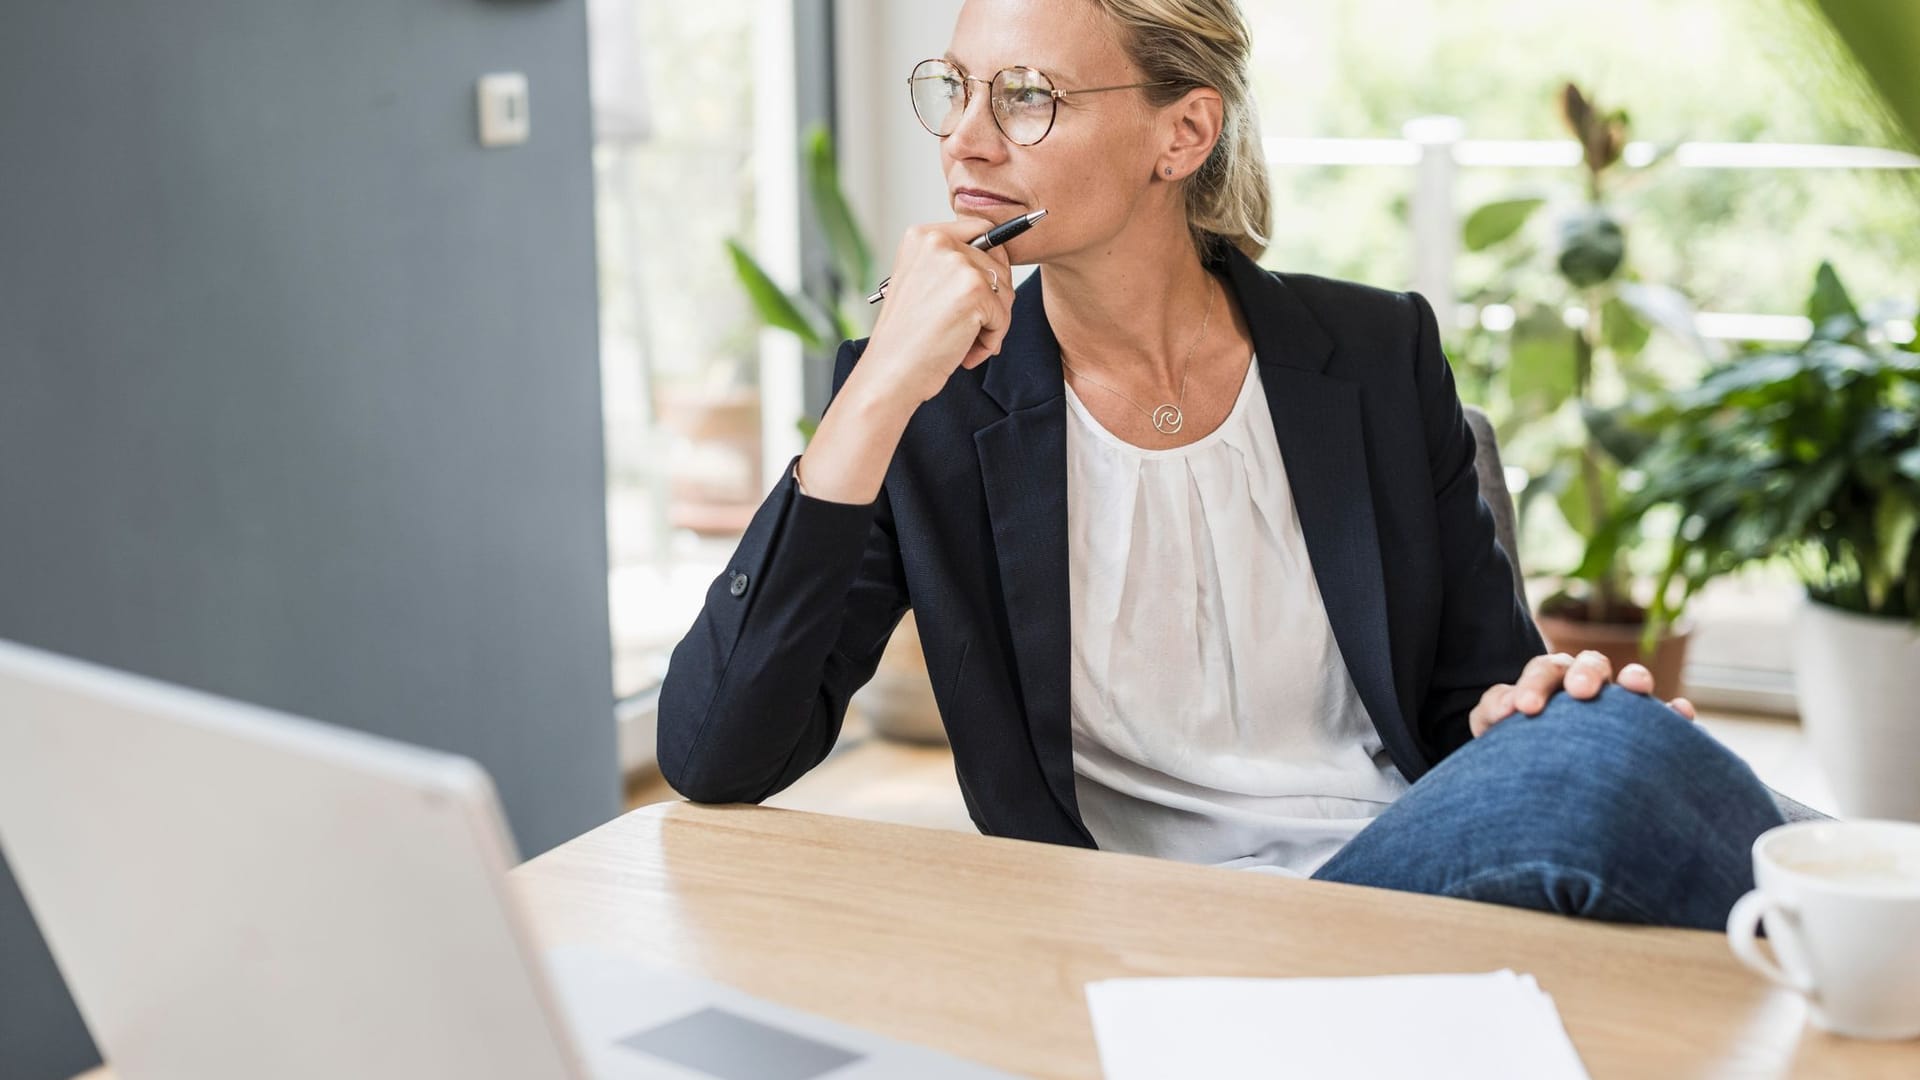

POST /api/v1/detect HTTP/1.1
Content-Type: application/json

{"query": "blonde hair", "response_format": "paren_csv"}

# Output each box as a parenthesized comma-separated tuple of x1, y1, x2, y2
(1087, 0, 1271, 262)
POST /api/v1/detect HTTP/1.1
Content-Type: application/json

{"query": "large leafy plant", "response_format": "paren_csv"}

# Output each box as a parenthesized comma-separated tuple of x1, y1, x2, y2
(1585, 262, 1920, 639)
(1810, 0, 1920, 151)
(1459, 82, 1711, 626)
(726, 124, 875, 438)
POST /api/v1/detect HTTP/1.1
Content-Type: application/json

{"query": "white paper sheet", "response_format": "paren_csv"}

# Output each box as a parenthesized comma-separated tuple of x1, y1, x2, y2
(1084, 970, 1589, 1079)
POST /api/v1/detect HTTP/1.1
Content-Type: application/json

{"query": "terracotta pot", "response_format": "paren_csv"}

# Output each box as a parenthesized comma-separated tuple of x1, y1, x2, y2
(657, 386, 761, 536)
(852, 611, 949, 746)
(1535, 613, 1693, 698)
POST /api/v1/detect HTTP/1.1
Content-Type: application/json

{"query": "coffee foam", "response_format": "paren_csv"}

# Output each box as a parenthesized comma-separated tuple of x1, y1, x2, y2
(1780, 852, 1920, 887)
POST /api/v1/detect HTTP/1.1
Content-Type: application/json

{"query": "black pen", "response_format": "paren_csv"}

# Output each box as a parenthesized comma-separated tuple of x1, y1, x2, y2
(866, 209, 1047, 304)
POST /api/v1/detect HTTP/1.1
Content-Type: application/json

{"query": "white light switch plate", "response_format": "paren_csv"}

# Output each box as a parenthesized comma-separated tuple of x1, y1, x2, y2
(476, 72, 530, 148)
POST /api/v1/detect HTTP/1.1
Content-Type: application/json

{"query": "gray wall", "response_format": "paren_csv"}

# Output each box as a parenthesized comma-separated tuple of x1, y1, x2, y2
(0, 2, 619, 1076)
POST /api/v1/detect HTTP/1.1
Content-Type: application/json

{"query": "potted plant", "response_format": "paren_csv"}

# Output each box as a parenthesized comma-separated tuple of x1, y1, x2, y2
(726, 125, 874, 439)
(726, 124, 947, 746)
(1592, 262, 1920, 818)
(1460, 82, 1710, 690)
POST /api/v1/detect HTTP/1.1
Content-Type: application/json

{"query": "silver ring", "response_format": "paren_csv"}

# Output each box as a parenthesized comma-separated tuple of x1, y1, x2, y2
(987, 269, 1000, 294)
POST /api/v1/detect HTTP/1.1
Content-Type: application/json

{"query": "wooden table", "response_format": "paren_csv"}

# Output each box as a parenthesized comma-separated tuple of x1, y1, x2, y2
(80, 802, 1920, 1078)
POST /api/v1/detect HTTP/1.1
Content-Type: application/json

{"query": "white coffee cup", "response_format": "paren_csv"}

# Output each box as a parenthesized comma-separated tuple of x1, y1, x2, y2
(1726, 819, 1920, 1040)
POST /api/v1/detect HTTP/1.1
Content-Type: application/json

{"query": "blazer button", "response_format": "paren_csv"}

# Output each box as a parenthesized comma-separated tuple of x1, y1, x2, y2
(728, 571, 749, 597)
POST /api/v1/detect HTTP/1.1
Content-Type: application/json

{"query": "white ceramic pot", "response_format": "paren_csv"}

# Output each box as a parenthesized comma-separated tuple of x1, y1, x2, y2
(1793, 597, 1920, 821)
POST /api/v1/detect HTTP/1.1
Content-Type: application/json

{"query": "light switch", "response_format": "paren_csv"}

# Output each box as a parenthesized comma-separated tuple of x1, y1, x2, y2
(477, 72, 531, 148)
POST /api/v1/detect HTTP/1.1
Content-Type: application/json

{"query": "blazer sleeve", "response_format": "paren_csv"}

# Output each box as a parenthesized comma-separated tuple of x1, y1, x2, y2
(655, 338, 910, 803)
(1407, 290, 1547, 757)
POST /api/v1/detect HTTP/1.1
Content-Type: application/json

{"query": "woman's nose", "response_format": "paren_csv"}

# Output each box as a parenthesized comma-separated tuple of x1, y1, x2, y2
(944, 80, 1008, 160)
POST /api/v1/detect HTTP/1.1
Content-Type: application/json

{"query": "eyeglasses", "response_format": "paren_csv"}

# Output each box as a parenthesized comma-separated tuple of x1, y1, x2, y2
(908, 58, 1178, 147)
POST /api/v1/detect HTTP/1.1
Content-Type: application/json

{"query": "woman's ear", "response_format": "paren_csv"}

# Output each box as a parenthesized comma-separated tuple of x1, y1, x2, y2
(1164, 88, 1224, 175)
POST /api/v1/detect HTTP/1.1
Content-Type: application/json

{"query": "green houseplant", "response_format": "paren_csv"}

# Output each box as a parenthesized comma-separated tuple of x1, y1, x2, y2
(1460, 82, 1710, 687)
(726, 124, 946, 746)
(1590, 262, 1920, 817)
(726, 124, 874, 442)
(654, 128, 870, 536)
(1589, 263, 1920, 633)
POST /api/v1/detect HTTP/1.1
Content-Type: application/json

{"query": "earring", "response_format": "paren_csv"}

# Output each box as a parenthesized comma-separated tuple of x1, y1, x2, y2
(1164, 166, 1173, 176)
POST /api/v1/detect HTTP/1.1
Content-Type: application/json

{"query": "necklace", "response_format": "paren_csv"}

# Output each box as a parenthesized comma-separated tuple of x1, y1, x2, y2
(1059, 275, 1216, 436)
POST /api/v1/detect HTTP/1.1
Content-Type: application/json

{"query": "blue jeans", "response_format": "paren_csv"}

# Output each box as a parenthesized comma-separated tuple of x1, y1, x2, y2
(1311, 683, 1786, 931)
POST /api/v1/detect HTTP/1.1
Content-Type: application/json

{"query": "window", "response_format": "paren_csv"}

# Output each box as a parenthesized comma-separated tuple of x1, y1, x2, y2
(589, 1, 817, 704)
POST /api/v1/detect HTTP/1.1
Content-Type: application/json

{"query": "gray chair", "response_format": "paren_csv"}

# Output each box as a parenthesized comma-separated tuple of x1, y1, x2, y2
(1461, 406, 1828, 824)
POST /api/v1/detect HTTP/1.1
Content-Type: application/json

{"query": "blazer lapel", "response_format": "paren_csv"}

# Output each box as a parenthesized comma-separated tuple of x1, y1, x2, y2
(1219, 249, 1416, 771)
(975, 274, 1086, 842)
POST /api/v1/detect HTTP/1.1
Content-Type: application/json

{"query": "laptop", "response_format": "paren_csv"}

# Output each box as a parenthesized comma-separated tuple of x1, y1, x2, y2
(0, 639, 1016, 1080)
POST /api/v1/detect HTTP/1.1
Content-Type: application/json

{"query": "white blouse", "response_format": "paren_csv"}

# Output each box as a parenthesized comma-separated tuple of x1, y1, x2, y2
(1065, 354, 1409, 878)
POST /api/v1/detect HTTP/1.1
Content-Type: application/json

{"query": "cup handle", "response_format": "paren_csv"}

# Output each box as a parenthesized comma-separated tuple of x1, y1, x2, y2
(1727, 890, 1814, 994)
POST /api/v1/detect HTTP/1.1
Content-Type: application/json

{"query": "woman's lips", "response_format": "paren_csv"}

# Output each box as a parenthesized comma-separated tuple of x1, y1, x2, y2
(954, 190, 1018, 211)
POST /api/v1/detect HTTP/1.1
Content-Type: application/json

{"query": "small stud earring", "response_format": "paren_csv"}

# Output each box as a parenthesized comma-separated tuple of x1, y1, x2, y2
(1164, 166, 1173, 176)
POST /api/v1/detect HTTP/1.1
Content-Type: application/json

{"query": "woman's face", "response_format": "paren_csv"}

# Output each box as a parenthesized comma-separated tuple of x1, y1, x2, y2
(938, 0, 1174, 265)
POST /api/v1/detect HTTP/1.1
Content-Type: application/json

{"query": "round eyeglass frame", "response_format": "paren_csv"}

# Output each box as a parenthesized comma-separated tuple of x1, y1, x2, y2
(907, 58, 1179, 147)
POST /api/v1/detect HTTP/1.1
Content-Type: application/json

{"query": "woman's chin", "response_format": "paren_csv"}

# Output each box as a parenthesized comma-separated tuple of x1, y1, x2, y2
(954, 208, 1004, 229)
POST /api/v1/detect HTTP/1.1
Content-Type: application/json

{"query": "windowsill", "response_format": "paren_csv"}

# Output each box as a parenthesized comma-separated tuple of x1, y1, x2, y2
(1672, 573, 1804, 717)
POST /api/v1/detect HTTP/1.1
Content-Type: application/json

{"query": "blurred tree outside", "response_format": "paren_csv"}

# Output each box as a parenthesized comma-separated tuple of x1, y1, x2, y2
(595, 3, 760, 403)
(1245, 0, 1917, 318)
(1240, 0, 1919, 581)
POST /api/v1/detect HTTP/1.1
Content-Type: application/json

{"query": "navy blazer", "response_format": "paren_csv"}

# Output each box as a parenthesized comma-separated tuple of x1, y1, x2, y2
(658, 242, 1546, 848)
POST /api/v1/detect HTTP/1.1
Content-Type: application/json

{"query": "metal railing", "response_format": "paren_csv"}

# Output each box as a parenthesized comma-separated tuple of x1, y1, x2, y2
(1266, 119, 1920, 339)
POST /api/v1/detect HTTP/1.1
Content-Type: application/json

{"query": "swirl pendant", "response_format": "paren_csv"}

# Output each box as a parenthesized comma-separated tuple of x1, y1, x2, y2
(1059, 274, 1217, 439)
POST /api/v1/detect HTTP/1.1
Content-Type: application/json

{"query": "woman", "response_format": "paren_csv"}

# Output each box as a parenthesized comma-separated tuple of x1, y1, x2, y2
(659, 0, 1789, 930)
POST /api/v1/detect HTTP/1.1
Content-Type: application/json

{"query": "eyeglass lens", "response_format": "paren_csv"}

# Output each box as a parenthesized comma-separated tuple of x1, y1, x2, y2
(909, 59, 1057, 146)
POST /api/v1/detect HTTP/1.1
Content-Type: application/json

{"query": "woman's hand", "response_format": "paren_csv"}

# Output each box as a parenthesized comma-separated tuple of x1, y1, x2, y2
(862, 221, 1017, 405)
(1468, 650, 1696, 738)
(793, 221, 1015, 506)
